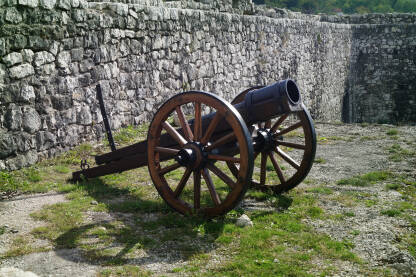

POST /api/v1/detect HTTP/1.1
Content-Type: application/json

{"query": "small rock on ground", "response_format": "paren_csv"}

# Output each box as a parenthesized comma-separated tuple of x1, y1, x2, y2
(236, 214, 253, 227)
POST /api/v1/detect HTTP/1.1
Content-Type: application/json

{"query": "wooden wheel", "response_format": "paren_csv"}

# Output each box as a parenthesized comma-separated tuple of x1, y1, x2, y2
(229, 87, 317, 193)
(147, 91, 254, 217)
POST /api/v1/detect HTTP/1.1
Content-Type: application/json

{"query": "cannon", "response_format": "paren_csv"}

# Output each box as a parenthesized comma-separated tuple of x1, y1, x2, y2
(73, 80, 317, 217)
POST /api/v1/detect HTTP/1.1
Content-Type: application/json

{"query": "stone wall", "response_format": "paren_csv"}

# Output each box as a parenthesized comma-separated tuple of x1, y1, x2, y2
(341, 18, 416, 123)
(0, 0, 414, 170)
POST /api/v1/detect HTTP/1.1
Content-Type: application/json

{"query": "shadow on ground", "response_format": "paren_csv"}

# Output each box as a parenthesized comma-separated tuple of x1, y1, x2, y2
(54, 177, 231, 268)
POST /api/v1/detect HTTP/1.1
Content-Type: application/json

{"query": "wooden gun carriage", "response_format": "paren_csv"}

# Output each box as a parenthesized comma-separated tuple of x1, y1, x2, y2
(73, 80, 317, 217)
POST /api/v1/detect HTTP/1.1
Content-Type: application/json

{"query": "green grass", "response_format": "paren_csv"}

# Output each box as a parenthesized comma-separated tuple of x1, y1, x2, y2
(23, 171, 363, 276)
(307, 186, 333, 195)
(54, 165, 70, 174)
(337, 171, 391, 187)
(386, 129, 399, 136)
(359, 135, 378, 141)
(385, 183, 400, 190)
(112, 125, 148, 145)
(386, 143, 414, 162)
(381, 209, 401, 217)
(24, 168, 42, 182)
(314, 157, 326, 164)
(0, 171, 19, 192)
(207, 197, 360, 276)
(343, 211, 355, 217)
(0, 235, 49, 259)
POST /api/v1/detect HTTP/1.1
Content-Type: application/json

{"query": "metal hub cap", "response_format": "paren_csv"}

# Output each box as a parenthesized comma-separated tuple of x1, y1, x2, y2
(175, 142, 206, 169)
(254, 128, 275, 152)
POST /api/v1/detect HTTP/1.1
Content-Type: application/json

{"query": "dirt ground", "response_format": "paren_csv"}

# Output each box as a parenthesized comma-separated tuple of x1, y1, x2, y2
(0, 122, 415, 276)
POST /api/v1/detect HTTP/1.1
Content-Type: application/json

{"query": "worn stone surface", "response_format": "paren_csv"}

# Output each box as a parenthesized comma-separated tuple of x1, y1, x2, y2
(33, 51, 55, 67)
(3, 52, 23, 67)
(0, 0, 415, 170)
(39, 0, 55, 9)
(0, 267, 39, 276)
(22, 107, 41, 134)
(8, 64, 34, 80)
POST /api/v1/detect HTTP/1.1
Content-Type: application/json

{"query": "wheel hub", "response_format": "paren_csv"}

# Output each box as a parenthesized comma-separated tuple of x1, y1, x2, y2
(175, 142, 206, 169)
(254, 128, 276, 152)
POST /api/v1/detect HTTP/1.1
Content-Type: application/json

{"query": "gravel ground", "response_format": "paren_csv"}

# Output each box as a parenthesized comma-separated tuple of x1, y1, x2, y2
(0, 122, 415, 276)
(305, 123, 416, 276)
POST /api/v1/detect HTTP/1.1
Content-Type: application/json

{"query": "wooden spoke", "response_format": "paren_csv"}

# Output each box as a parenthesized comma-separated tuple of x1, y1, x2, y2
(193, 170, 201, 209)
(194, 102, 202, 141)
(276, 121, 303, 137)
(201, 112, 223, 145)
(175, 106, 193, 141)
(159, 162, 181, 175)
(269, 152, 285, 183)
(155, 147, 180, 155)
(205, 132, 235, 151)
(227, 161, 239, 178)
(207, 163, 236, 189)
(173, 167, 192, 198)
(275, 147, 300, 169)
(207, 154, 240, 163)
(265, 119, 272, 129)
(202, 168, 221, 206)
(271, 114, 289, 132)
(163, 121, 187, 146)
(276, 141, 306, 150)
(260, 152, 267, 185)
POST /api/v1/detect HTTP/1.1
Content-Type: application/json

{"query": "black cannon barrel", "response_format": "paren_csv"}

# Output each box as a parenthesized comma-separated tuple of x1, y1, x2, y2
(236, 79, 302, 124)
(198, 79, 302, 134)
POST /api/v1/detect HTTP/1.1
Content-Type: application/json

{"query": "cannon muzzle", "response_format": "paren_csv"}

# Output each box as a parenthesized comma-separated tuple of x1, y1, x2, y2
(234, 79, 302, 125)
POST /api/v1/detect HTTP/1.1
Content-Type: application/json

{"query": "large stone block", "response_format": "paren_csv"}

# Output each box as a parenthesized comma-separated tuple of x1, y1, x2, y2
(77, 105, 92, 125)
(18, 0, 38, 8)
(22, 107, 41, 133)
(37, 63, 56, 75)
(57, 51, 71, 68)
(9, 63, 35, 79)
(0, 130, 17, 159)
(58, 0, 70, 10)
(16, 132, 36, 152)
(5, 7, 22, 24)
(20, 85, 36, 103)
(39, 0, 56, 9)
(28, 36, 49, 51)
(6, 151, 38, 170)
(3, 52, 23, 67)
(5, 104, 22, 131)
(34, 51, 55, 67)
(21, 49, 35, 63)
(36, 131, 56, 150)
